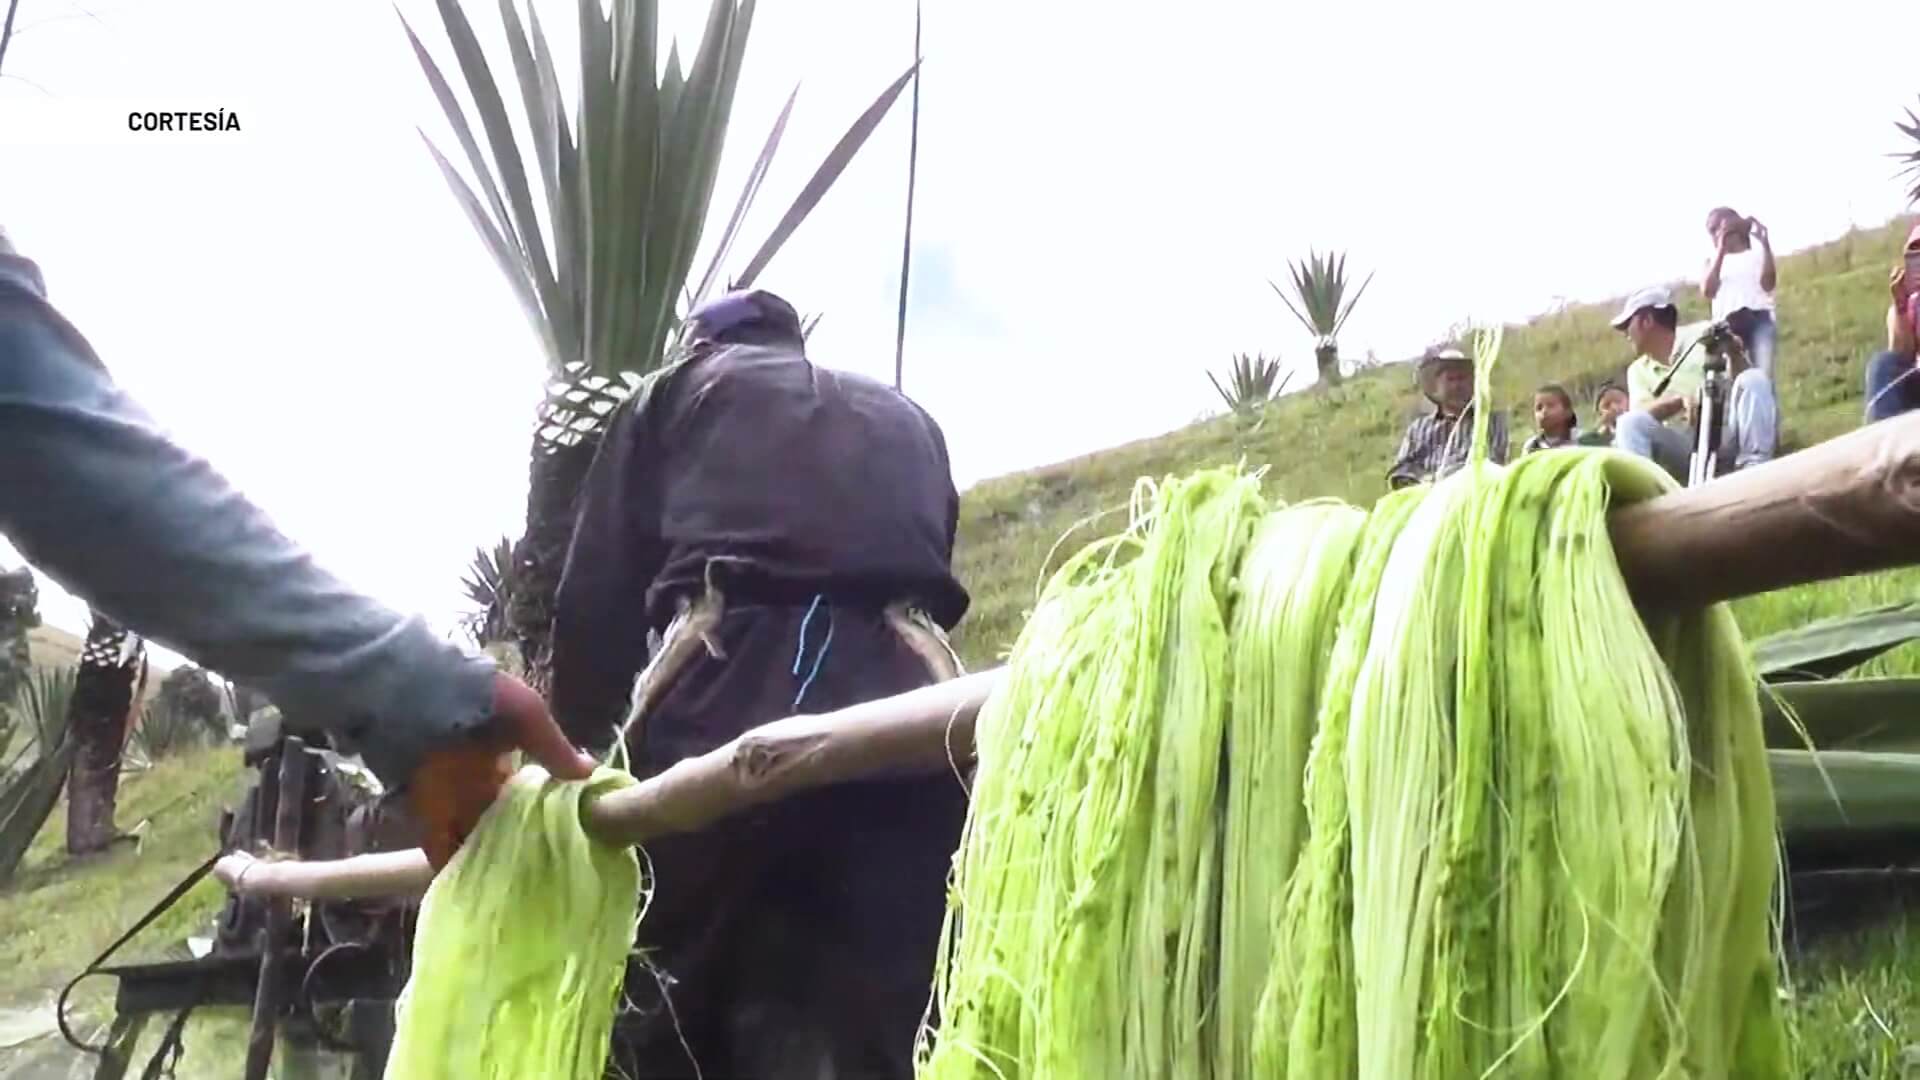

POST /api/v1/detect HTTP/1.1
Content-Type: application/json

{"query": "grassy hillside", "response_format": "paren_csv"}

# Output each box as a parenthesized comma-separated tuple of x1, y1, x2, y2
(25, 625, 81, 669)
(948, 219, 1911, 669)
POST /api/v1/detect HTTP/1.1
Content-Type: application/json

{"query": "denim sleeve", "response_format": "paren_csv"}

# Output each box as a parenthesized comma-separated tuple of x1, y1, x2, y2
(0, 263, 495, 791)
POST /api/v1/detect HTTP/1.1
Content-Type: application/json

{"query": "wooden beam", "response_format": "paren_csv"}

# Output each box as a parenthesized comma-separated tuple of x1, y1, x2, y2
(1611, 413, 1920, 610)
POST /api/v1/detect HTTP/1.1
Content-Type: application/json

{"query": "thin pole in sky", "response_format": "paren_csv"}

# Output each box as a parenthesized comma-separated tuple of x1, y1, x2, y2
(891, 0, 922, 393)
(0, 0, 24, 78)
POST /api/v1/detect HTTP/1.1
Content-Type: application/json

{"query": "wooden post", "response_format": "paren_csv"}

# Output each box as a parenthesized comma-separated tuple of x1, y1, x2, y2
(1611, 413, 1920, 610)
(243, 737, 309, 1080)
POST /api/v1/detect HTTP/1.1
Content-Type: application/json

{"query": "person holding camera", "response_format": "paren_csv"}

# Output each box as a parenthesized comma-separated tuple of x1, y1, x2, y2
(1702, 207, 1778, 377)
(1611, 284, 1779, 480)
(1864, 224, 1920, 424)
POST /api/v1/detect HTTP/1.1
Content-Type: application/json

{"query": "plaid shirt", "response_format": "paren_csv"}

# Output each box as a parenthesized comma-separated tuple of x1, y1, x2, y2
(1387, 404, 1509, 487)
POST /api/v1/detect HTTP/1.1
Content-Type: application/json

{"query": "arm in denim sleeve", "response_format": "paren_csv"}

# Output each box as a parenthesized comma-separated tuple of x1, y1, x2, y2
(0, 256, 494, 790)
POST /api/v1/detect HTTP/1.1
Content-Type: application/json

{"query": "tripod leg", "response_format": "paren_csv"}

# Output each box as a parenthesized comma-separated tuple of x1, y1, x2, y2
(90, 1010, 150, 1080)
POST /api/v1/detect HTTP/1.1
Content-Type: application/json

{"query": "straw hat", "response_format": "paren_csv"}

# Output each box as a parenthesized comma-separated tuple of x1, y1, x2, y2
(1416, 346, 1473, 403)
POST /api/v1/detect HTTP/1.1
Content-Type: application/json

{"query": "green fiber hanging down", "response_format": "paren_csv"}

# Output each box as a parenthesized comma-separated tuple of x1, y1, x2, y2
(917, 468, 1266, 1080)
(384, 765, 641, 1080)
(1216, 502, 1368, 1080)
(917, 338, 1789, 1078)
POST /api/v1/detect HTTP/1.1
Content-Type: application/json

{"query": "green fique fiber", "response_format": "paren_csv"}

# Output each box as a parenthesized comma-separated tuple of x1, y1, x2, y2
(384, 765, 641, 1080)
(916, 339, 1788, 1079)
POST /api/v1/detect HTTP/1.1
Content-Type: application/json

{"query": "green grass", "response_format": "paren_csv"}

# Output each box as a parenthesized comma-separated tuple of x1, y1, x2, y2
(0, 219, 1914, 1074)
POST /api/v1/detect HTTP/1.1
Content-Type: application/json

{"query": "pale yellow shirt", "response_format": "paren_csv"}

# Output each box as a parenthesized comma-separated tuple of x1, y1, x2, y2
(1626, 322, 1714, 429)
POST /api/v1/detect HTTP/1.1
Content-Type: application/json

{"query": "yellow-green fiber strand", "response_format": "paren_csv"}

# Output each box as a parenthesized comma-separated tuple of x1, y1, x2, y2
(917, 468, 1263, 1080)
(1259, 485, 1427, 1079)
(1216, 502, 1367, 1080)
(384, 765, 640, 1080)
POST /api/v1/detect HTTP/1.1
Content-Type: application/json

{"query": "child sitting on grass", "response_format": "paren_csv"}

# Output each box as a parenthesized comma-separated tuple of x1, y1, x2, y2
(1522, 383, 1580, 454)
(1577, 382, 1629, 447)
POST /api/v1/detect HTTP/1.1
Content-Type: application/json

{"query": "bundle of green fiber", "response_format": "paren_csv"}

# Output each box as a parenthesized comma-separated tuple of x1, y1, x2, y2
(917, 467, 1265, 1080)
(383, 764, 640, 1080)
(1216, 502, 1368, 1080)
(916, 334, 1788, 1079)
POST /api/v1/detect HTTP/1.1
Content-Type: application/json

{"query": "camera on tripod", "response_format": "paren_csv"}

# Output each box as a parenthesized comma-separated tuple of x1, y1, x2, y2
(1685, 320, 1740, 488)
(1698, 320, 1738, 369)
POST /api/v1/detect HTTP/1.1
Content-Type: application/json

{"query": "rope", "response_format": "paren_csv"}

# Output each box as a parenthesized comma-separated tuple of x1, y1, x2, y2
(790, 594, 835, 709)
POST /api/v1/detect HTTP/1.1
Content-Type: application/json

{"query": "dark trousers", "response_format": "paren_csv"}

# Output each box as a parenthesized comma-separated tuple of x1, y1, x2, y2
(606, 601, 969, 1080)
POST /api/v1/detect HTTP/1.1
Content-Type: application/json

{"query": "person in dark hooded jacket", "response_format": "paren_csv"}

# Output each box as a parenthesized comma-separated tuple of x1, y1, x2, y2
(548, 288, 971, 1080)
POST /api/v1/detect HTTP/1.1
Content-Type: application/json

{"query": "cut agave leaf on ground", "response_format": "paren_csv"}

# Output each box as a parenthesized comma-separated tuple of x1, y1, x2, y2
(1772, 749, 1920, 836)
(1752, 602, 1920, 682)
(1763, 677, 1920, 752)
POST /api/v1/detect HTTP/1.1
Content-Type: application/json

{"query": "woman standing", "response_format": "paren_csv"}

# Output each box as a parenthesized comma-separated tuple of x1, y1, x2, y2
(1702, 206, 1779, 377)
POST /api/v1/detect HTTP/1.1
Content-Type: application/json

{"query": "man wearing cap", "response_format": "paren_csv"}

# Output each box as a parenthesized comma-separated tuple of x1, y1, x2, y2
(0, 226, 592, 865)
(1386, 344, 1509, 488)
(1864, 224, 1920, 424)
(549, 288, 970, 1079)
(1611, 284, 1779, 479)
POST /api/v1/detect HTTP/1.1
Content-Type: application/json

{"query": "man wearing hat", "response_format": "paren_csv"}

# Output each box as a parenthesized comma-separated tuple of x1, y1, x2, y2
(1611, 283, 1779, 479)
(1864, 224, 1920, 424)
(548, 288, 971, 1079)
(1387, 344, 1509, 488)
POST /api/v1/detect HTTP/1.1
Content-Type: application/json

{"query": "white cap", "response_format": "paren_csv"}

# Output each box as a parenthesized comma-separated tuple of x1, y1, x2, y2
(0, 227, 14, 258)
(1610, 284, 1675, 329)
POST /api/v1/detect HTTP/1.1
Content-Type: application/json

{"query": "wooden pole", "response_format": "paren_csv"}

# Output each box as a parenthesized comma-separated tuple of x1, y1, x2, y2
(1611, 412, 1920, 610)
(243, 737, 308, 1079)
(582, 414, 1920, 849)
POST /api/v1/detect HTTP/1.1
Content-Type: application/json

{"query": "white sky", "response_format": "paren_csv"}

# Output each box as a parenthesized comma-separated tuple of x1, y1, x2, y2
(2, 0, 1916, 656)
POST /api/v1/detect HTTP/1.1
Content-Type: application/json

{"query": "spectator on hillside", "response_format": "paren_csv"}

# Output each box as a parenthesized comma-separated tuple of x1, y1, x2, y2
(1864, 224, 1920, 424)
(1703, 207, 1779, 377)
(1576, 382, 1629, 446)
(1521, 384, 1580, 453)
(1611, 284, 1778, 480)
(1387, 345, 1508, 489)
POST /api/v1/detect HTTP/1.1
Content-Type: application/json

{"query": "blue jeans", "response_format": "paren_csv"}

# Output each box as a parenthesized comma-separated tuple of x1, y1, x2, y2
(1726, 308, 1777, 379)
(1865, 350, 1920, 423)
(1615, 368, 1779, 479)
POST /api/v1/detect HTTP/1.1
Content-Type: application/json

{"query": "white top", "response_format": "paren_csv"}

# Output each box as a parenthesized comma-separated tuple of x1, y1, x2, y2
(1706, 246, 1774, 320)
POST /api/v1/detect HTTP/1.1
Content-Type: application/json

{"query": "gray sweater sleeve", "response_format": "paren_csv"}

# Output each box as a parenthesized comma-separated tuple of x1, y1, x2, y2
(0, 254, 495, 790)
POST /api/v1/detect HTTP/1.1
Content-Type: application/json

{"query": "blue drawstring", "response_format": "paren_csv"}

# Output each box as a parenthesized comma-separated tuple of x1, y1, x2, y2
(791, 594, 834, 708)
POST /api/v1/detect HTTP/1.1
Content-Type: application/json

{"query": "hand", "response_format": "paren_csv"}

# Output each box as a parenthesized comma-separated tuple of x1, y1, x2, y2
(405, 673, 597, 869)
(1680, 395, 1696, 428)
(215, 851, 264, 895)
(1893, 265, 1909, 305)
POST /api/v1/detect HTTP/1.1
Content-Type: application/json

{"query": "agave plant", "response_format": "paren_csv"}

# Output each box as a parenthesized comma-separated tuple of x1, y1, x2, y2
(1207, 352, 1292, 417)
(0, 664, 76, 883)
(1896, 97, 1920, 204)
(459, 536, 518, 648)
(405, 0, 919, 685)
(1746, 602, 1920, 845)
(1270, 250, 1375, 387)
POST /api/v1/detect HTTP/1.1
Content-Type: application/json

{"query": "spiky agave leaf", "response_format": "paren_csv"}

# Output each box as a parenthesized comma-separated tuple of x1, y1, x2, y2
(1269, 249, 1375, 345)
(1208, 352, 1292, 415)
(460, 536, 520, 647)
(1896, 97, 1920, 205)
(0, 664, 78, 883)
(1752, 601, 1920, 683)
